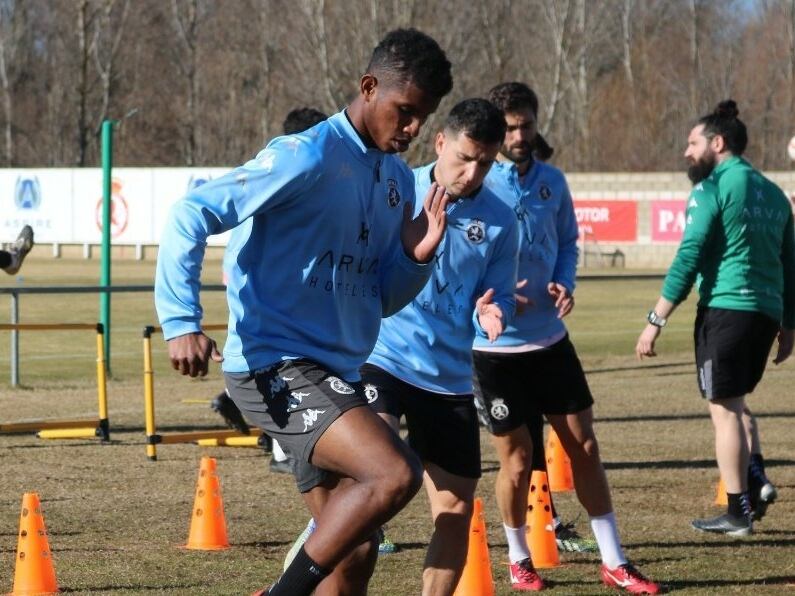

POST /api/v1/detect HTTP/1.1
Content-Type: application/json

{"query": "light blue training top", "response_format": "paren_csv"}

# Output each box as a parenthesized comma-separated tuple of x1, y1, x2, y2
(368, 162, 519, 394)
(473, 159, 579, 348)
(155, 110, 430, 381)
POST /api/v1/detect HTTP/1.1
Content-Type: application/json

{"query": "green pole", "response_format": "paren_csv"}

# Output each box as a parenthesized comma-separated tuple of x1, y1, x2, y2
(101, 120, 114, 373)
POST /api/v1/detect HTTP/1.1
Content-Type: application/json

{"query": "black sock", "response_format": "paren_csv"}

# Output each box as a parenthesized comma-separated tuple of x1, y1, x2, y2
(727, 492, 751, 519)
(267, 545, 330, 596)
(0, 251, 10, 270)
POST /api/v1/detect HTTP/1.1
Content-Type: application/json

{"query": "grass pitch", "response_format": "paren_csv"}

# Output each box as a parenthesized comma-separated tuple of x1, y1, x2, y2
(1, 258, 794, 594)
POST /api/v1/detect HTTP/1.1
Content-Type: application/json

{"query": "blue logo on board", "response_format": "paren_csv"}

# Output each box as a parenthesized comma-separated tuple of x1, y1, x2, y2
(14, 176, 42, 210)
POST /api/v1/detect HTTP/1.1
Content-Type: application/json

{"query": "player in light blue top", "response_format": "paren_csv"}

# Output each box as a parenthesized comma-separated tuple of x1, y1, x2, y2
(362, 98, 516, 595)
(155, 29, 453, 596)
(472, 82, 660, 594)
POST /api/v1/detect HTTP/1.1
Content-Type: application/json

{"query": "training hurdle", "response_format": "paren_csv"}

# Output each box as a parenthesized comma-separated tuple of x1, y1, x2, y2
(142, 324, 262, 460)
(0, 322, 110, 441)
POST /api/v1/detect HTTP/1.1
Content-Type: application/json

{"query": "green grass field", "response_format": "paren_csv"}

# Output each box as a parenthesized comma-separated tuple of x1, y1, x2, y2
(1, 258, 794, 595)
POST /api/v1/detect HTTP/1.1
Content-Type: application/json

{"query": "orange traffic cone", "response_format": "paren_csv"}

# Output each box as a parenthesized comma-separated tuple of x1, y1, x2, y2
(714, 477, 728, 506)
(546, 428, 574, 492)
(185, 456, 230, 550)
(11, 492, 58, 595)
(453, 497, 494, 596)
(526, 471, 560, 569)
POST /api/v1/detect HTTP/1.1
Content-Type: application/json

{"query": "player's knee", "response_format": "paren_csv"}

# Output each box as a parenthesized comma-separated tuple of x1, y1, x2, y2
(570, 434, 600, 462)
(378, 451, 423, 510)
(503, 449, 532, 484)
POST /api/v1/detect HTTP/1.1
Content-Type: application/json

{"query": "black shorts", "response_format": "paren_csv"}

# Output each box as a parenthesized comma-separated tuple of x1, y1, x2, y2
(472, 335, 594, 435)
(224, 359, 367, 492)
(694, 307, 779, 400)
(360, 363, 481, 479)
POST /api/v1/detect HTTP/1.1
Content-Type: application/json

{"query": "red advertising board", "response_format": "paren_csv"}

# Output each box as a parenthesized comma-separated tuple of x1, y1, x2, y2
(651, 200, 686, 242)
(573, 200, 637, 242)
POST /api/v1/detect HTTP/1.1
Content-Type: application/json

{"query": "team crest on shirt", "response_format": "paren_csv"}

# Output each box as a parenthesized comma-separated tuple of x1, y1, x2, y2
(466, 218, 485, 244)
(328, 376, 355, 395)
(387, 178, 401, 208)
(490, 398, 509, 420)
(364, 384, 379, 403)
(538, 184, 552, 201)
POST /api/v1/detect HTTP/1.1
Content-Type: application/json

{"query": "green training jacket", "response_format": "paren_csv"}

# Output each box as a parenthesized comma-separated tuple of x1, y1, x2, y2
(662, 156, 795, 328)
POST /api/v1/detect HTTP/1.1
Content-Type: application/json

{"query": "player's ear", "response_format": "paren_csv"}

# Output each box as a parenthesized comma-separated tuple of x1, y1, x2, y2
(360, 74, 378, 102)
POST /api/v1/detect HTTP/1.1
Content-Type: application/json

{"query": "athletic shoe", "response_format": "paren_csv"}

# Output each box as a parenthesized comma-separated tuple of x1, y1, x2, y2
(555, 522, 598, 553)
(376, 526, 399, 554)
(284, 519, 316, 571)
(760, 482, 777, 504)
(210, 391, 250, 434)
(600, 563, 661, 594)
(691, 513, 752, 536)
(509, 557, 545, 591)
(257, 433, 273, 453)
(4, 225, 33, 275)
(269, 456, 293, 475)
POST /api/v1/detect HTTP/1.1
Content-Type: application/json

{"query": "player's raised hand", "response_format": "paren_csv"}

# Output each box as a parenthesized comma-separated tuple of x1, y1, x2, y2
(401, 182, 449, 264)
(168, 331, 223, 377)
(476, 288, 505, 342)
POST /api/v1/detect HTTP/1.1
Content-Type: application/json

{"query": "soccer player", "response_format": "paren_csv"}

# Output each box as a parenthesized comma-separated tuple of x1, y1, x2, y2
(636, 100, 794, 537)
(361, 97, 517, 595)
(1, 225, 34, 275)
(473, 82, 660, 593)
(211, 106, 330, 477)
(155, 28, 453, 596)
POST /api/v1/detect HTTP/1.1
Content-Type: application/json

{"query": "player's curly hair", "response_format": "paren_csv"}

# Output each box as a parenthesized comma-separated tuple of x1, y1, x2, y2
(282, 107, 327, 135)
(445, 98, 506, 146)
(367, 28, 453, 99)
(487, 82, 539, 117)
(698, 100, 748, 155)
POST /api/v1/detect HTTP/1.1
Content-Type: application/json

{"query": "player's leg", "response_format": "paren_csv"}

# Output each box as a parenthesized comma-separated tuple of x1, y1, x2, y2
(742, 406, 777, 518)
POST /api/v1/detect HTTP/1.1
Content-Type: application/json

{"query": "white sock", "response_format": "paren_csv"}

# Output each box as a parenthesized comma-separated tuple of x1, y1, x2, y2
(272, 439, 287, 462)
(590, 512, 627, 568)
(503, 523, 531, 563)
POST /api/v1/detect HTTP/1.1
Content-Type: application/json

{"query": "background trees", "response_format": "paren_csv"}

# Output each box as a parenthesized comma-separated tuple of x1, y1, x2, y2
(4, 0, 795, 171)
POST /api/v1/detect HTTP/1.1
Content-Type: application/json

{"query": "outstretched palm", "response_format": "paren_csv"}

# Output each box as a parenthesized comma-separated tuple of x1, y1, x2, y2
(401, 182, 449, 263)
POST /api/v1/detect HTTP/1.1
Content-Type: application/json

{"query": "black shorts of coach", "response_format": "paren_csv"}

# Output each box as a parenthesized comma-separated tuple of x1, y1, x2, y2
(359, 363, 482, 479)
(224, 359, 369, 493)
(472, 334, 595, 435)
(694, 306, 779, 400)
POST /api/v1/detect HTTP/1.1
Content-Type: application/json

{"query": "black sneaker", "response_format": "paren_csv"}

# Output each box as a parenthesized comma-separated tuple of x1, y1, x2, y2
(269, 456, 293, 475)
(210, 391, 250, 434)
(257, 433, 273, 453)
(4, 225, 33, 275)
(691, 513, 752, 536)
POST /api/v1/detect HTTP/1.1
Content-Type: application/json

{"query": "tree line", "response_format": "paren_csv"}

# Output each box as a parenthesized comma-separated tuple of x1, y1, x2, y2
(1, 0, 794, 172)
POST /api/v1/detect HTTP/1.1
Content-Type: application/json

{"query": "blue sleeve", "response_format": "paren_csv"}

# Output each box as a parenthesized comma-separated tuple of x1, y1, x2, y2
(474, 217, 519, 333)
(155, 137, 321, 339)
(552, 179, 579, 293)
(379, 184, 432, 317)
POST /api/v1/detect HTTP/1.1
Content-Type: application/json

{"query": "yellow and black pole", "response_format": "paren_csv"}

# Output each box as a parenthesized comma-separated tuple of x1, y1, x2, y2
(95, 323, 110, 441)
(143, 325, 159, 461)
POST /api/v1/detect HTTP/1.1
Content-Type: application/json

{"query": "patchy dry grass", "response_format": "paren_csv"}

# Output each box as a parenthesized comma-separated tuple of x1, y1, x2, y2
(1, 259, 794, 594)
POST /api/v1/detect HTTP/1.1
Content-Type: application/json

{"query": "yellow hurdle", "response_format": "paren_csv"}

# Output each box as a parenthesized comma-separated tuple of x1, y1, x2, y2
(38, 428, 98, 439)
(196, 436, 262, 447)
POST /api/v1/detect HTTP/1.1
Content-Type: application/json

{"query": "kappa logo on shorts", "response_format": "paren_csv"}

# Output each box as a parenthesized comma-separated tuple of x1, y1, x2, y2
(327, 376, 355, 395)
(490, 398, 509, 421)
(364, 384, 379, 403)
(269, 376, 288, 395)
(288, 391, 311, 410)
(302, 409, 326, 431)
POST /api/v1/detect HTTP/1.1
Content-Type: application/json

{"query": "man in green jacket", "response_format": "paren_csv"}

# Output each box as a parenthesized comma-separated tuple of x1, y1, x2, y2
(636, 100, 794, 536)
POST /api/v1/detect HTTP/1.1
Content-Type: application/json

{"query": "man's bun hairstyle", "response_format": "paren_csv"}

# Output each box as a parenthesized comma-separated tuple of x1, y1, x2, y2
(367, 29, 453, 99)
(698, 99, 748, 155)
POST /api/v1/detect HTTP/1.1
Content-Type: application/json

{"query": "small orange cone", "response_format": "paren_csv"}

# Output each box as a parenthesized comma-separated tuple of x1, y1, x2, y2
(453, 497, 494, 596)
(526, 471, 560, 569)
(546, 428, 574, 492)
(11, 492, 58, 595)
(714, 477, 728, 506)
(185, 456, 230, 550)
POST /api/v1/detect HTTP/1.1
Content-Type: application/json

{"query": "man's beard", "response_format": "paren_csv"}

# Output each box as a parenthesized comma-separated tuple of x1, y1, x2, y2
(687, 152, 717, 184)
(500, 142, 532, 164)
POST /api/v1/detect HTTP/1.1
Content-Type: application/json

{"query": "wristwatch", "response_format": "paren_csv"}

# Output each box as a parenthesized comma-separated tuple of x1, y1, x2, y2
(647, 310, 667, 327)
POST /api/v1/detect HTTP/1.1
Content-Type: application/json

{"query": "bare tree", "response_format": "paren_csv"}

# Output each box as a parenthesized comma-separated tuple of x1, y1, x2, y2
(171, 0, 204, 165)
(92, 0, 130, 135)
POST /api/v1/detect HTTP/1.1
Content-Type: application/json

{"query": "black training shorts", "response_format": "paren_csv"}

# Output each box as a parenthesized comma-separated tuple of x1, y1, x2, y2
(694, 307, 779, 400)
(224, 359, 368, 492)
(472, 335, 594, 435)
(360, 363, 481, 479)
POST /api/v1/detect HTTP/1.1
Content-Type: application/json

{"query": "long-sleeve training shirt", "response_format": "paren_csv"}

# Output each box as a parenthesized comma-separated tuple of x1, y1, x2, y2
(473, 159, 579, 349)
(155, 110, 431, 381)
(662, 156, 795, 328)
(368, 162, 519, 394)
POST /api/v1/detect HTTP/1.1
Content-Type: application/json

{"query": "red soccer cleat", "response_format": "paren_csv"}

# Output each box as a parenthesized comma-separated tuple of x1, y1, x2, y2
(601, 563, 661, 594)
(509, 558, 545, 591)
